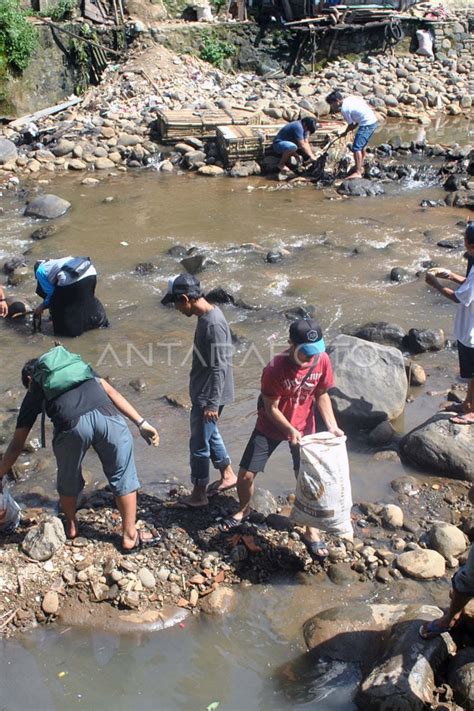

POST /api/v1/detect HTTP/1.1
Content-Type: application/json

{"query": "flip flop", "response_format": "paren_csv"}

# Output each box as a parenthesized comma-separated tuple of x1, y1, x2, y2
(121, 529, 161, 555)
(419, 619, 452, 640)
(218, 514, 249, 531)
(207, 481, 237, 498)
(301, 537, 329, 561)
(450, 415, 474, 426)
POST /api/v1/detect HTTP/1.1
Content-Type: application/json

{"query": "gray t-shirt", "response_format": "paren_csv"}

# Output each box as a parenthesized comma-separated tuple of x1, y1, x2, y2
(189, 306, 234, 409)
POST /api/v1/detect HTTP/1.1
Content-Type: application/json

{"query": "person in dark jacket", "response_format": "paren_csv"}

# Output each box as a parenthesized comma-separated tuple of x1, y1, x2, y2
(34, 257, 109, 337)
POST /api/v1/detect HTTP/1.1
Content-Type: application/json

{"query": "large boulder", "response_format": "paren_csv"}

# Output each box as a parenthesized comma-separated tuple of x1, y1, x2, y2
(337, 179, 385, 197)
(396, 549, 446, 580)
(400, 413, 473, 481)
(24, 194, 71, 220)
(327, 335, 408, 428)
(356, 605, 456, 710)
(303, 603, 408, 666)
(0, 138, 18, 164)
(428, 522, 467, 560)
(403, 328, 445, 353)
(448, 648, 474, 711)
(344, 321, 406, 349)
(22, 516, 66, 561)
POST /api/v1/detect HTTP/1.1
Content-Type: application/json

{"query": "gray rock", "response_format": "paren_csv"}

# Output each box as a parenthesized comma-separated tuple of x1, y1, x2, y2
(404, 328, 445, 353)
(448, 648, 474, 711)
(24, 194, 71, 220)
(0, 138, 17, 164)
(183, 150, 206, 168)
(52, 139, 75, 157)
(135, 262, 155, 275)
(327, 563, 358, 586)
(368, 420, 395, 447)
(382, 504, 404, 529)
(346, 322, 406, 349)
(42, 590, 59, 615)
(230, 161, 261, 178)
(356, 605, 456, 710)
(396, 549, 446, 579)
(390, 267, 412, 283)
(180, 253, 210, 274)
(30, 225, 57, 241)
(22, 516, 66, 561)
(327, 335, 408, 428)
(400, 413, 473, 481)
(138, 567, 156, 589)
(428, 522, 467, 560)
(253, 487, 277, 516)
(200, 587, 236, 615)
(337, 179, 385, 197)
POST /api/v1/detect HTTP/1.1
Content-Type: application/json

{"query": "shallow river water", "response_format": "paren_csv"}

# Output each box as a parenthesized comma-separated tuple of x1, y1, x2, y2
(0, 116, 472, 710)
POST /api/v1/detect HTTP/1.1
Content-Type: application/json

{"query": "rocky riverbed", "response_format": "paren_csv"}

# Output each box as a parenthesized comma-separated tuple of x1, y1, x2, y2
(0, 33, 472, 182)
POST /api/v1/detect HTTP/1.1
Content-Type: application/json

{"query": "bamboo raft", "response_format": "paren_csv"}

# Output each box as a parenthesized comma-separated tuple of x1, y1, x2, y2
(217, 120, 344, 166)
(155, 108, 261, 143)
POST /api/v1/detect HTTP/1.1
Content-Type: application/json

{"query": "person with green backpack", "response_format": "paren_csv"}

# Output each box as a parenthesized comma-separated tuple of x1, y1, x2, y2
(0, 345, 160, 552)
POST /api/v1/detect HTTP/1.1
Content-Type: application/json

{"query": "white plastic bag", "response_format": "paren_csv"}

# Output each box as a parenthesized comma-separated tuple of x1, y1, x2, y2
(290, 433, 353, 538)
(0, 482, 21, 534)
(416, 30, 434, 58)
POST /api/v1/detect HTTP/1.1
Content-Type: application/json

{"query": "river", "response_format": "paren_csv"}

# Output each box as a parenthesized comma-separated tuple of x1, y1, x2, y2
(0, 116, 472, 709)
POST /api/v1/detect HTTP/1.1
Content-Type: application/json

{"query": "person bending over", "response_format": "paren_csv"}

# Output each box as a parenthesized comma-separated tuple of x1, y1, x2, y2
(326, 90, 378, 180)
(273, 117, 318, 174)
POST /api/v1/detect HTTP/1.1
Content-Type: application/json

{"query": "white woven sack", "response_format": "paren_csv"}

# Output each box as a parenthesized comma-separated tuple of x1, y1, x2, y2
(290, 432, 353, 537)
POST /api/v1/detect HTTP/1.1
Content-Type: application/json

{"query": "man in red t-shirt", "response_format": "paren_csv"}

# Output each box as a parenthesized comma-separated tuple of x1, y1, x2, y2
(223, 319, 343, 559)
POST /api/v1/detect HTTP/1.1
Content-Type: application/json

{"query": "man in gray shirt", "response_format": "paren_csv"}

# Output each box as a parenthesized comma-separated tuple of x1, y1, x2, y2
(162, 274, 236, 507)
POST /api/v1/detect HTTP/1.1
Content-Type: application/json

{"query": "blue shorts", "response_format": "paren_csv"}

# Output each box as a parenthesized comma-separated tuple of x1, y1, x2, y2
(352, 123, 377, 152)
(53, 409, 140, 497)
(273, 140, 298, 155)
(453, 544, 474, 595)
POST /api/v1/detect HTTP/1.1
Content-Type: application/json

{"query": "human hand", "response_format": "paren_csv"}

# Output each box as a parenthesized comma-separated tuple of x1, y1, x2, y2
(138, 421, 160, 447)
(427, 267, 451, 279)
(203, 409, 219, 423)
(328, 424, 344, 437)
(425, 272, 439, 288)
(0, 300, 7, 318)
(34, 304, 45, 318)
(289, 428, 302, 446)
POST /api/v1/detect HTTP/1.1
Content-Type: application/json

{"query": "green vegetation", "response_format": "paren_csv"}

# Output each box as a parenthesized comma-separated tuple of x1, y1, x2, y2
(45, 0, 77, 22)
(0, 0, 38, 72)
(210, 0, 227, 14)
(199, 33, 234, 68)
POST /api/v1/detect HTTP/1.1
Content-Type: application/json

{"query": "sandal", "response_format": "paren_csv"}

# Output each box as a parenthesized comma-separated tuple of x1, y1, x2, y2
(450, 414, 474, 426)
(301, 537, 329, 561)
(218, 514, 249, 531)
(121, 529, 161, 555)
(419, 619, 452, 640)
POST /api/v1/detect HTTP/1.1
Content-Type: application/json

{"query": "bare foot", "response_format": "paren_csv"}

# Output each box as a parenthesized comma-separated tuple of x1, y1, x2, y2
(345, 172, 363, 180)
(450, 413, 474, 425)
(122, 528, 160, 551)
(207, 468, 238, 497)
(278, 165, 291, 173)
(65, 518, 79, 540)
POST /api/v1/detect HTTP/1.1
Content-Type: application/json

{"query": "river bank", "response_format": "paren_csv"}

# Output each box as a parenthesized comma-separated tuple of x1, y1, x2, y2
(0, 463, 472, 640)
(0, 30, 472, 181)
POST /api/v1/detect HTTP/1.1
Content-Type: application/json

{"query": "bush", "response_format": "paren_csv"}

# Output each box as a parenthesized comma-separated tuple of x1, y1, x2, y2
(0, 0, 38, 72)
(43, 0, 77, 21)
(199, 34, 234, 68)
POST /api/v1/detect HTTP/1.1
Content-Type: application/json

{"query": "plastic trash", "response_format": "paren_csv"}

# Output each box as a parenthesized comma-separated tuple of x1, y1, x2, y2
(416, 29, 434, 58)
(0, 482, 21, 534)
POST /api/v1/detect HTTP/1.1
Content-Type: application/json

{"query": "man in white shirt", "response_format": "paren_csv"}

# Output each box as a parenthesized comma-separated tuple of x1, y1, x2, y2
(326, 90, 378, 179)
(425, 223, 474, 424)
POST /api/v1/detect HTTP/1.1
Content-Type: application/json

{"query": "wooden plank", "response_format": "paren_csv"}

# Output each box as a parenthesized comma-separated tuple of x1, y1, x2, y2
(9, 97, 82, 128)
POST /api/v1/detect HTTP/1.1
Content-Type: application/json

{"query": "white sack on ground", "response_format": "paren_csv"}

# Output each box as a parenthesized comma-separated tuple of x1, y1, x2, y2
(290, 433, 353, 537)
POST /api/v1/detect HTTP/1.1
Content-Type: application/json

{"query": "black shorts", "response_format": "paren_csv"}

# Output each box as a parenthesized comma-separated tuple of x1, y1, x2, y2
(239, 429, 300, 474)
(458, 341, 474, 379)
